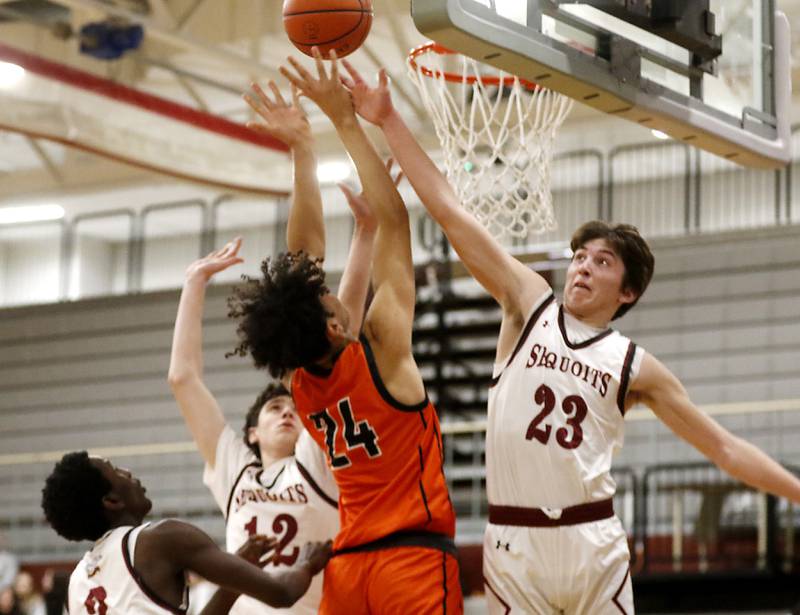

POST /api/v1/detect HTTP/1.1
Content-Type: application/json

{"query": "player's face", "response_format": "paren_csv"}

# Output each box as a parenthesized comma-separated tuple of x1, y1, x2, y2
(90, 457, 152, 521)
(250, 395, 301, 458)
(564, 238, 635, 324)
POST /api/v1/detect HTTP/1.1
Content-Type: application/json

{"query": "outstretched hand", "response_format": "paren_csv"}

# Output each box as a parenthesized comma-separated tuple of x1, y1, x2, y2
(338, 158, 403, 233)
(279, 47, 355, 125)
(185, 237, 244, 282)
(339, 60, 395, 127)
(244, 81, 311, 148)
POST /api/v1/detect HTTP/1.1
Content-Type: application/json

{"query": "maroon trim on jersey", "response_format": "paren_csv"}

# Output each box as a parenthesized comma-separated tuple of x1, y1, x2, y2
(121, 528, 187, 615)
(557, 305, 614, 349)
(490, 293, 555, 388)
(225, 462, 260, 519)
(483, 576, 511, 614)
(360, 334, 429, 412)
(616, 342, 638, 416)
(611, 566, 631, 614)
(295, 459, 338, 509)
(488, 498, 614, 527)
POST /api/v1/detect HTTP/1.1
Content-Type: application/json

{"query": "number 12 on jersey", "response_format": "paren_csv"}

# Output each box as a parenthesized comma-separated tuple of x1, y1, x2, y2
(310, 398, 382, 469)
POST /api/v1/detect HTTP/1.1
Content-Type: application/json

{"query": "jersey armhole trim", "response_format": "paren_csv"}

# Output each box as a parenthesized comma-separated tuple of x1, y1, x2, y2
(295, 459, 338, 509)
(616, 342, 638, 416)
(121, 527, 187, 615)
(360, 334, 429, 412)
(490, 292, 555, 388)
(225, 462, 261, 519)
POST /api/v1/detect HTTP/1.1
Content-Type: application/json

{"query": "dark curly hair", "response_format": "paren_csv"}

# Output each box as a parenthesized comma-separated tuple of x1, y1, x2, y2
(570, 221, 655, 320)
(41, 451, 111, 542)
(243, 382, 292, 459)
(228, 252, 331, 378)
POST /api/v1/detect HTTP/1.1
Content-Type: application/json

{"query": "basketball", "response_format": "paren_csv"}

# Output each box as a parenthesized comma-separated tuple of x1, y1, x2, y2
(282, 0, 373, 59)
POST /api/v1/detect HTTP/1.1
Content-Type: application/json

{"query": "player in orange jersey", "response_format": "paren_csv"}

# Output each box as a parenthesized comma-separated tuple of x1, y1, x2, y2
(228, 48, 463, 615)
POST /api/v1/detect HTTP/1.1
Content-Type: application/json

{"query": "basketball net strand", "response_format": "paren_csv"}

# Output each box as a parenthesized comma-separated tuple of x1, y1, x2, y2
(408, 53, 573, 239)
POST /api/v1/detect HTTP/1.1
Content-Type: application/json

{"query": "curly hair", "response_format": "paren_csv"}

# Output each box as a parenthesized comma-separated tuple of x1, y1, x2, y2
(41, 451, 111, 542)
(228, 252, 331, 378)
(570, 221, 655, 320)
(243, 382, 292, 459)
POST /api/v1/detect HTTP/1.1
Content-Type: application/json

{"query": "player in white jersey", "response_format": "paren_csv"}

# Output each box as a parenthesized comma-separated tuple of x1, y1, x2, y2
(168, 80, 377, 615)
(337, 61, 800, 613)
(41, 452, 331, 615)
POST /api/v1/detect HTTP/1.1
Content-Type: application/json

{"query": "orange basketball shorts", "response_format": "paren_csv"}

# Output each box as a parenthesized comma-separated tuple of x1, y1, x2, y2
(319, 546, 463, 615)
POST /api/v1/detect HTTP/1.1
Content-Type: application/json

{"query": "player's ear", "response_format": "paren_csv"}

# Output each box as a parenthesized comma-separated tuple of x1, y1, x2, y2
(619, 286, 636, 305)
(247, 426, 259, 445)
(102, 492, 125, 512)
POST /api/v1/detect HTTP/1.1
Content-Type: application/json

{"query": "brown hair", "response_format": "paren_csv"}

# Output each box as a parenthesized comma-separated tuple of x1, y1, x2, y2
(570, 221, 655, 320)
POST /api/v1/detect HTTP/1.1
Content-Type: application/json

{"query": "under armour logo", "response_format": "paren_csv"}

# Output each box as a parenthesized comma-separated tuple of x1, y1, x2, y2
(495, 540, 510, 551)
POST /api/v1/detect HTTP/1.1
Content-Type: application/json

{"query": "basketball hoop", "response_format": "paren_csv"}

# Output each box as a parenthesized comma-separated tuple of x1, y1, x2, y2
(408, 42, 573, 239)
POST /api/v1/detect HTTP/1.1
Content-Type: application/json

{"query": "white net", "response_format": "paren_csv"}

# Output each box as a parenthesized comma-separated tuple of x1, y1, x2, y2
(408, 47, 573, 239)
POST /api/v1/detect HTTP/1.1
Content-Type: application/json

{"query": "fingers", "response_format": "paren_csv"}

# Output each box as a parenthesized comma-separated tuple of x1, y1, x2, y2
(279, 64, 305, 91)
(393, 171, 404, 187)
(378, 68, 389, 89)
(328, 49, 339, 83)
(339, 75, 356, 91)
(311, 46, 328, 81)
(337, 182, 357, 204)
(341, 59, 365, 85)
(384, 157, 394, 173)
(290, 85, 304, 114)
(268, 81, 287, 107)
(288, 56, 313, 82)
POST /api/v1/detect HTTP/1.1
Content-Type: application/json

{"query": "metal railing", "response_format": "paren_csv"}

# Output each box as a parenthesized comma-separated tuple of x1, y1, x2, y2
(2, 132, 800, 306)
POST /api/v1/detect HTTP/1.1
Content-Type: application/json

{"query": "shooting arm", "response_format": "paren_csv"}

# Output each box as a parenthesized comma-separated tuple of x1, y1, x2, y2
(286, 142, 325, 260)
(633, 352, 800, 503)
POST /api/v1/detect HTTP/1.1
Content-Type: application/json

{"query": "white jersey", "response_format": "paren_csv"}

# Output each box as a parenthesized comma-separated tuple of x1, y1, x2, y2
(68, 524, 187, 615)
(203, 426, 339, 615)
(487, 291, 644, 509)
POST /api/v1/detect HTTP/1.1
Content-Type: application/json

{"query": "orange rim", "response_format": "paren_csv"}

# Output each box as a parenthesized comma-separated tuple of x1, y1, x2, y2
(408, 41, 538, 89)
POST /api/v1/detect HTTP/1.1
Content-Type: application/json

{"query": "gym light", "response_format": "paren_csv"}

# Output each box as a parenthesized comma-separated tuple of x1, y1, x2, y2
(0, 62, 25, 88)
(0, 204, 65, 225)
(651, 129, 670, 140)
(317, 161, 351, 184)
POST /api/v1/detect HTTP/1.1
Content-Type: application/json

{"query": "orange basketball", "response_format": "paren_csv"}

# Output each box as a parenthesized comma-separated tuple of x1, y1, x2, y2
(283, 0, 373, 59)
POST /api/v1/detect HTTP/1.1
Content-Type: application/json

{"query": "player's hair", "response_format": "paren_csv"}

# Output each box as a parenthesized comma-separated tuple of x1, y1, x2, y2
(570, 221, 655, 320)
(41, 451, 112, 542)
(228, 252, 331, 378)
(243, 382, 292, 459)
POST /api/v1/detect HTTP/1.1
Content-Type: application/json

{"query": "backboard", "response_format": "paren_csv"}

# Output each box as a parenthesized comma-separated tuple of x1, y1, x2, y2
(410, 0, 791, 169)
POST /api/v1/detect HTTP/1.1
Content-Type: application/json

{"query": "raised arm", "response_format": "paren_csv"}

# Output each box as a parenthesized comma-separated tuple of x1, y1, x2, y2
(340, 60, 549, 321)
(168, 239, 244, 466)
(244, 82, 324, 260)
(631, 352, 800, 502)
(149, 521, 331, 610)
(336, 182, 376, 337)
(280, 50, 417, 363)
(335, 161, 403, 336)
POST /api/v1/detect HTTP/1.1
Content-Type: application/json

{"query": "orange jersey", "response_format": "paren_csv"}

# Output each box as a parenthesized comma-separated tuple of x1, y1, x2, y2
(291, 337, 455, 551)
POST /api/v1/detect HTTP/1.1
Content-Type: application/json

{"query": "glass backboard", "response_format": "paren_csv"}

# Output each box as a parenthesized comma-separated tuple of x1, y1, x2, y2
(410, 0, 791, 168)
